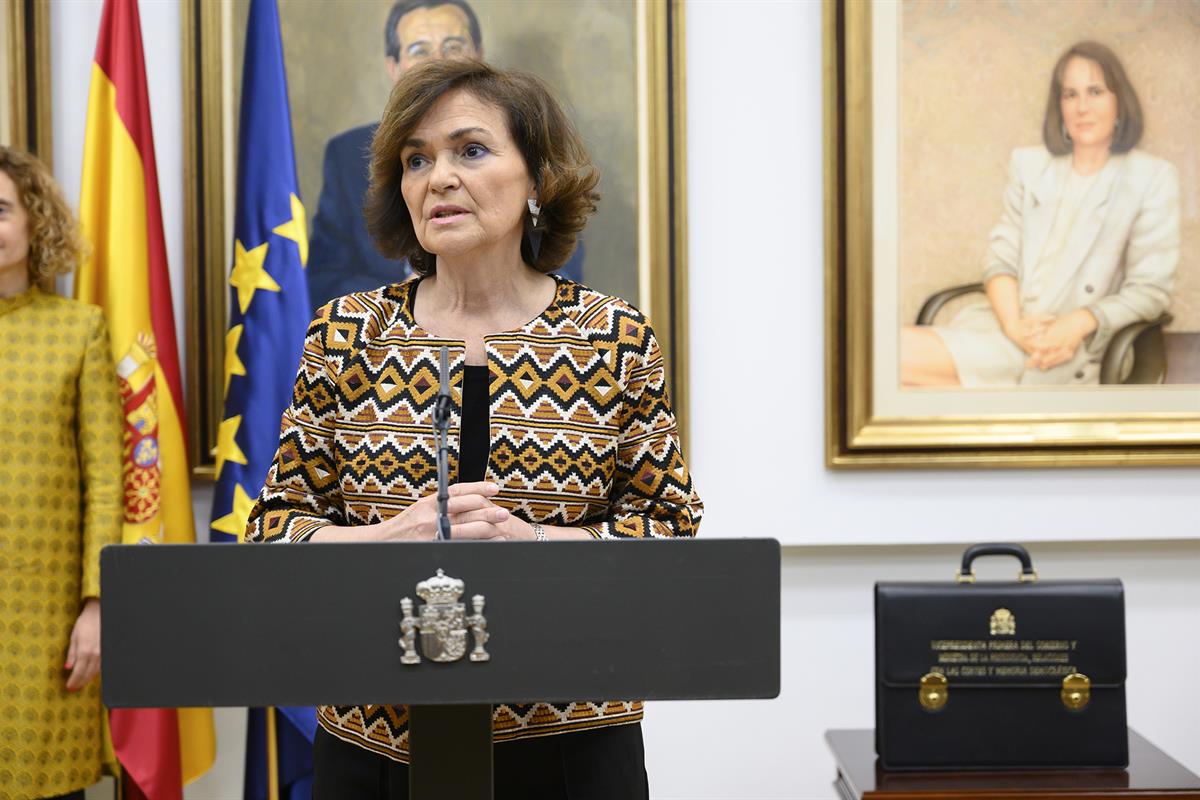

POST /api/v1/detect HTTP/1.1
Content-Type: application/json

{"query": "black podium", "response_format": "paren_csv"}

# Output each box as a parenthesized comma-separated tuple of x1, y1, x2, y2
(102, 539, 780, 798)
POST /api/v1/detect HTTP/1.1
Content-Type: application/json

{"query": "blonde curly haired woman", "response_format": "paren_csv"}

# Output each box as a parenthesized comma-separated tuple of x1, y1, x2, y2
(0, 146, 123, 800)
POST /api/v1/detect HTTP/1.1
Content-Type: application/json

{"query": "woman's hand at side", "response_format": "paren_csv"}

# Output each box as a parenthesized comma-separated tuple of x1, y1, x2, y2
(1026, 309, 1098, 370)
(65, 598, 101, 692)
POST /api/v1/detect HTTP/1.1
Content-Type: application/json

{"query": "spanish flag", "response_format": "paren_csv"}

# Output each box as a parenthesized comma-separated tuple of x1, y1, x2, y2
(75, 0, 215, 797)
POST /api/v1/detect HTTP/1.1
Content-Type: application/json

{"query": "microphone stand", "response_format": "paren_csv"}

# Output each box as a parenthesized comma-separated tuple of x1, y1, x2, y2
(432, 346, 453, 540)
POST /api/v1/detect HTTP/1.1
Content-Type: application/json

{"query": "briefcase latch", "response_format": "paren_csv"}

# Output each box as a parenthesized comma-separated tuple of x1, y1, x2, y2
(919, 672, 949, 711)
(1061, 673, 1090, 711)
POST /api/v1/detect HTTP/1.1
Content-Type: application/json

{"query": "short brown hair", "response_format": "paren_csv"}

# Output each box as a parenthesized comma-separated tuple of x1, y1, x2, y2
(366, 58, 599, 275)
(1043, 41, 1143, 156)
(0, 146, 86, 284)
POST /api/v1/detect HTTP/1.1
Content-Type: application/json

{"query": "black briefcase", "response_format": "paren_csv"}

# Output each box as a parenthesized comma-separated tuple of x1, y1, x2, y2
(875, 544, 1127, 771)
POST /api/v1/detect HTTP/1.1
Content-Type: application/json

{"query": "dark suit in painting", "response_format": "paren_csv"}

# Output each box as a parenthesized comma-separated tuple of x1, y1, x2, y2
(307, 124, 405, 312)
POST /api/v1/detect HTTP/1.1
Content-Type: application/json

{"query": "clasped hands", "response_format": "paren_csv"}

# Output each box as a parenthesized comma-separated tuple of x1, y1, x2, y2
(376, 481, 535, 541)
(1004, 309, 1097, 371)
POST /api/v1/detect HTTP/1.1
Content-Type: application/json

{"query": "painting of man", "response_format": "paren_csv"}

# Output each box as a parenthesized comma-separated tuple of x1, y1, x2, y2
(304, 0, 584, 312)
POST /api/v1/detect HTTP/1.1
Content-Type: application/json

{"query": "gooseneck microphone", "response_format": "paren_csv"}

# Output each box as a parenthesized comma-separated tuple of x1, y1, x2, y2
(432, 345, 452, 541)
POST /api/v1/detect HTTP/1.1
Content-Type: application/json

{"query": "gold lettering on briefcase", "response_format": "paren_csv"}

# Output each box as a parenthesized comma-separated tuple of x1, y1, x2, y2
(929, 639, 1078, 678)
(989, 607, 1015, 636)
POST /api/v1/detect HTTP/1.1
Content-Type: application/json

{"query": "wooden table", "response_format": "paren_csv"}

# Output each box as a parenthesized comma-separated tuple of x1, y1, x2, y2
(826, 729, 1200, 799)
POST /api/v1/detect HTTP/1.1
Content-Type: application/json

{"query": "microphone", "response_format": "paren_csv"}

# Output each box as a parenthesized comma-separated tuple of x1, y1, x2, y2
(432, 345, 452, 541)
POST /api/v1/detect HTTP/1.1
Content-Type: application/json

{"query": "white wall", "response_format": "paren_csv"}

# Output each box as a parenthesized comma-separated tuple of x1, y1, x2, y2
(46, 1, 1198, 798)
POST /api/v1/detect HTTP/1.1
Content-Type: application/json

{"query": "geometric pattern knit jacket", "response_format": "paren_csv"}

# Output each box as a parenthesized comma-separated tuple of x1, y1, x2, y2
(246, 276, 703, 762)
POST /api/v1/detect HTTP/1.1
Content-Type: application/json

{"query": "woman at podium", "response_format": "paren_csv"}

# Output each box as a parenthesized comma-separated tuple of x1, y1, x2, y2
(247, 59, 703, 798)
(0, 147, 123, 800)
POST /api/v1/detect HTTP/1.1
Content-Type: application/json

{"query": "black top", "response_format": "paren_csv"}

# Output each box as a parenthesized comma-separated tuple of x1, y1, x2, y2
(459, 365, 490, 483)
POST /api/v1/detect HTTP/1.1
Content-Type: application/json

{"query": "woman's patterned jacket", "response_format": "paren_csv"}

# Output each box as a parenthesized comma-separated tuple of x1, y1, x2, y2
(246, 276, 702, 761)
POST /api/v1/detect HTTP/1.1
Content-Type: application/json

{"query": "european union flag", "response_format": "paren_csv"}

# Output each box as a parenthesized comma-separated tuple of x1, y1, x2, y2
(208, 0, 315, 797)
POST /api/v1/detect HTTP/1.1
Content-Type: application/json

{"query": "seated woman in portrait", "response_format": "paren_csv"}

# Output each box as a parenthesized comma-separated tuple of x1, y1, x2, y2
(901, 41, 1180, 387)
(245, 59, 702, 799)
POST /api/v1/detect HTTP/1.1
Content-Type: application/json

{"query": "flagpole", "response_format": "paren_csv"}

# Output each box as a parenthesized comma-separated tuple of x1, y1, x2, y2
(266, 707, 280, 800)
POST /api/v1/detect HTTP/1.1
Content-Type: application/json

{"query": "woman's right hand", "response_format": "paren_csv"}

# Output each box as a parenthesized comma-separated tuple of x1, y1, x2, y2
(310, 482, 522, 542)
(65, 598, 101, 692)
(988, 275, 1050, 356)
(1003, 315, 1053, 355)
(367, 481, 510, 542)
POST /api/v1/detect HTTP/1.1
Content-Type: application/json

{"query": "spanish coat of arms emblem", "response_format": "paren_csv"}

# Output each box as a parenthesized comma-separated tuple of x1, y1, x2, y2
(989, 607, 1016, 636)
(399, 569, 489, 664)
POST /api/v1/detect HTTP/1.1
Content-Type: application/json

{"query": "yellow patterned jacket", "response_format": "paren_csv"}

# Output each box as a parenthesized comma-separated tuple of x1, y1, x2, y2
(0, 286, 123, 798)
(246, 277, 702, 761)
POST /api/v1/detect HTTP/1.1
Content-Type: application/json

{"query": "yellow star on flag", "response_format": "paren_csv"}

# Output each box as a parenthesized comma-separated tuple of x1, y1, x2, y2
(272, 193, 309, 267)
(214, 415, 249, 480)
(230, 239, 278, 313)
(223, 324, 247, 398)
(211, 483, 256, 541)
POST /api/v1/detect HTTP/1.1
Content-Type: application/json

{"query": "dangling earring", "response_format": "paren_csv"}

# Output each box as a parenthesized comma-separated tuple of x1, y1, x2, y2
(524, 197, 544, 264)
(1114, 117, 1121, 129)
(1062, 122, 1072, 143)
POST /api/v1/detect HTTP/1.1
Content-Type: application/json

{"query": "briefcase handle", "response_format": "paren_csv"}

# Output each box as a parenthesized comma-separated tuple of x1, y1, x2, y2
(956, 543, 1038, 583)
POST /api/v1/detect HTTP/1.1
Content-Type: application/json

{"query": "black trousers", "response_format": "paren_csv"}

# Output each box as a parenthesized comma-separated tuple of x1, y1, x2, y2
(312, 723, 649, 800)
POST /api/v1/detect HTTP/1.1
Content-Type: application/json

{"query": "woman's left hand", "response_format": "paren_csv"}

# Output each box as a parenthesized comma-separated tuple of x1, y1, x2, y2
(65, 598, 101, 692)
(1026, 309, 1098, 371)
(448, 500, 538, 541)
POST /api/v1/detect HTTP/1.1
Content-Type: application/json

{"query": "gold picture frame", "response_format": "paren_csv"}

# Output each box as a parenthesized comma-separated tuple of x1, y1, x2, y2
(183, 0, 690, 476)
(825, 0, 1200, 469)
(2, 0, 52, 163)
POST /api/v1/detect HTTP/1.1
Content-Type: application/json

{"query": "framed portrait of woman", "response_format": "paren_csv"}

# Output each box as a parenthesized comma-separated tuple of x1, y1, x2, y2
(826, 0, 1200, 468)
(183, 0, 688, 475)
